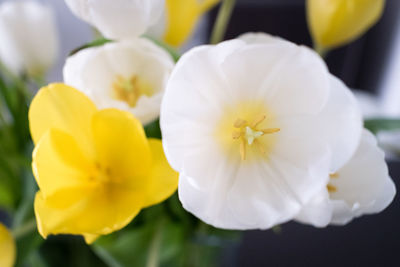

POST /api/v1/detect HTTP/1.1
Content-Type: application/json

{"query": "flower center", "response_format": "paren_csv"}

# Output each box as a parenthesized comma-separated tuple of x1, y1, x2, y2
(232, 114, 280, 160)
(90, 162, 112, 184)
(112, 75, 153, 107)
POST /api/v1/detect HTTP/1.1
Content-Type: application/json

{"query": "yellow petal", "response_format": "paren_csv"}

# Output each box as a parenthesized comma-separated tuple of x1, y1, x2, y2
(35, 183, 143, 241)
(307, 0, 385, 51)
(29, 83, 97, 157)
(164, 0, 220, 47)
(0, 223, 16, 267)
(91, 108, 152, 187)
(83, 234, 99, 244)
(143, 139, 179, 207)
(32, 128, 93, 200)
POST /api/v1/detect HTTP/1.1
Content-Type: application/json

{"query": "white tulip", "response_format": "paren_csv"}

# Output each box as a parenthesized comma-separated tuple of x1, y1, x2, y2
(0, 0, 59, 77)
(64, 0, 164, 40)
(160, 33, 362, 230)
(63, 38, 175, 125)
(297, 130, 396, 226)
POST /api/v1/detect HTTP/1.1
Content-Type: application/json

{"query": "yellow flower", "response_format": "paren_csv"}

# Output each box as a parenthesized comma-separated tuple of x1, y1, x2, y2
(29, 83, 178, 243)
(164, 0, 220, 47)
(307, 0, 385, 52)
(0, 223, 16, 267)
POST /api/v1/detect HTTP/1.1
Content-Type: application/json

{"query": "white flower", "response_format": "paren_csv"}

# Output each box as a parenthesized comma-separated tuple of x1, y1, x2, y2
(0, 0, 59, 77)
(160, 33, 362, 230)
(65, 0, 164, 40)
(63, 38, 175, 124)
(296, 130, 396, 226)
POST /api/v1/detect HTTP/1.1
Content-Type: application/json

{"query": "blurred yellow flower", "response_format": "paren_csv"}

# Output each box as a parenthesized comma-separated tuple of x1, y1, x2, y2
(307, 0, 385, 52)
(0, 223, 15, 267)
(29, 83, 178, 243)
(164, 0, 220, 46)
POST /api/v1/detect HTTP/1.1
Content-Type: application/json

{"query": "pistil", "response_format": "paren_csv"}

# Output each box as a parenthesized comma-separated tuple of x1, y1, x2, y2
(232, 115, 280, 160)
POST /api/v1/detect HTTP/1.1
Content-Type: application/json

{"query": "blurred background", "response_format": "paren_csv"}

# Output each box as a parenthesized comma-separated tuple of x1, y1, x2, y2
(24, 0, 400, 117)
(1, 0, 399, 266)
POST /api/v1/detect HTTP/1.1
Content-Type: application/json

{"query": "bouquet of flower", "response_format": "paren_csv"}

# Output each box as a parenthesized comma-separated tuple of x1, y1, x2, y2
(0, 0, 396, 266)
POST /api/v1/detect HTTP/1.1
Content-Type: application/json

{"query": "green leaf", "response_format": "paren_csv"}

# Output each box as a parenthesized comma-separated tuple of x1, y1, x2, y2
(144, 119, 162, 139)
(38, 235, 107, 267)
(93, 215, 187, 267)
(364, 118, 400, 134)
(93, 223, 154, 267)
(15, 232, 44, 267)
(69, 38, 113, 56)
(144, 36, 181, 62)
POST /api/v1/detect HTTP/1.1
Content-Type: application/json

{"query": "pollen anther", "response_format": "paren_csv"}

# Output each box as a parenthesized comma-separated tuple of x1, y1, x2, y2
(232, 114, 280, 160)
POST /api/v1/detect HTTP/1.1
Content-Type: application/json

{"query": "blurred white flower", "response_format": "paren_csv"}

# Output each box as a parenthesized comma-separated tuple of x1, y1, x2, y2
(160, 33, 362, 230)
(297, 130, 396, 226)
(65, 0, 164, 40)
(63, 38, 174, 125)
(0, 0, 59, 77)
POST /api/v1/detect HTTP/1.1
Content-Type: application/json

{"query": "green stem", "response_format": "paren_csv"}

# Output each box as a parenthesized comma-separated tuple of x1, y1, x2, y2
(12, 218, 36, 239)
(146, 219, 165, 267)
(210, 0, 237, 44)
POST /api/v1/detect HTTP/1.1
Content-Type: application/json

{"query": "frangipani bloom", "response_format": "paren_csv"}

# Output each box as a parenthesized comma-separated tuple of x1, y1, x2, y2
(0, 223, 15, 267)
(297, 130, 396, 226)
(64, 39, 174, 125)
(162, 0, 220, 47)
(65, 0, 164, 40)
(0, 0, 59, 77)
(160, 33, 362, 229)
(29, 83, 178, 243)
(307, 0, 385, 52)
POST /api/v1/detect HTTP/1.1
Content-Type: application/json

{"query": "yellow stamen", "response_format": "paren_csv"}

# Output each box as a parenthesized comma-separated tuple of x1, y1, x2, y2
(234, 118, 247, 128)
(251, 114, 266, 128)
(327, 184, 337, 193)
(112, 75, 153, 108)
(232, 131, 241, 139)
(240, 139, 246, 160)
(330, 173, 339, 179)
(261, 128, 281, 134)
(112, 76, 141, 107)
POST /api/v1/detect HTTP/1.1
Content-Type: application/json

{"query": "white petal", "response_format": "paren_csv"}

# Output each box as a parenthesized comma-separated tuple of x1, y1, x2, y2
(0, 1, 59, 76)
(179, 173, 246, 229)
(161, 40, 246, 170)
(220, 42, 330, 116)
(316, 76, 363, 172)
(295, 189, 333, 227)
(63, 38, 174, 124)
(238, 32, 296, 47)
(65, 0, 164, 40)
(330, 130, 396, 225)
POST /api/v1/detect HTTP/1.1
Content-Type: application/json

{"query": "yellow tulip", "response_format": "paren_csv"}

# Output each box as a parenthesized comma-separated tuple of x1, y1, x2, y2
(164, 0, 220, 47)
(0, 223, 16, 267)
(29, 83, 178, 243)
(307, 0, 385, 52)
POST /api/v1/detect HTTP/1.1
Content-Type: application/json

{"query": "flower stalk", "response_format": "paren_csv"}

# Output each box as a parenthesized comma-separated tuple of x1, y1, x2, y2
(146, 219, 165, 267)
(12, 219, 37, 240)
(210, 0, 236, 44)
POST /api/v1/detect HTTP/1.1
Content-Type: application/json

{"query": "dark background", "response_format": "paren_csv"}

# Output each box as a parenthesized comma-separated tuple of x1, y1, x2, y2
(208, 1, 400, 266)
